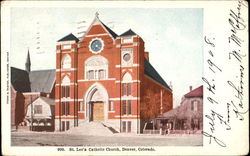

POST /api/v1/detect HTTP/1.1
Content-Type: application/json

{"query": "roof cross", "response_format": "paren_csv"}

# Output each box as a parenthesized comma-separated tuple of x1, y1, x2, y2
(95, 12, 99, 19)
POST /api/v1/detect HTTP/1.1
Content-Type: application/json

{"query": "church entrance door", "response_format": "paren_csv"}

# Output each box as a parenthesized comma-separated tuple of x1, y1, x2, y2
(85, 83, 109, 122)
(91, 102, 104, 121)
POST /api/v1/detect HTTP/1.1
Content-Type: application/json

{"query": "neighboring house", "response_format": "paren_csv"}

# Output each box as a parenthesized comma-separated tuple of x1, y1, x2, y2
(25, 97, 55, 131)
(55, 13, 173, 133)
(155, 85, 203, 134)
(11, 51, 55, 131)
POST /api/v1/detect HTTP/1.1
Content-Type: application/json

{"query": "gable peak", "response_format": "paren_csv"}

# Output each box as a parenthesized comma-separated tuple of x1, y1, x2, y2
(120, 29, 137, 37)
(92, 12, 102, 26)
(85, 13, 118, 39)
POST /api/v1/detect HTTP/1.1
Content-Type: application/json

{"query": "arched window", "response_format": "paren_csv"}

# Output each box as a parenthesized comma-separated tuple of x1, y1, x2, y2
(61, 54, 71, 69)
(62, 75, 70, 85)
(121, 72, 133, 116)
(85, 55, 108, 80)
(122, 72, 132, 96)
(61, 75, 70, 98)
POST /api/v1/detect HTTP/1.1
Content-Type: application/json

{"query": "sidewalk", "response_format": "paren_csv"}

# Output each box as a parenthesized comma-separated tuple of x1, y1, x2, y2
(12, 130, 202, 139)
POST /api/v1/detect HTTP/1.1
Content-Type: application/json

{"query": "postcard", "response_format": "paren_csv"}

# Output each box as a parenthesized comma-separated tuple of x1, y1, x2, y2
(1, 0, 248, 155)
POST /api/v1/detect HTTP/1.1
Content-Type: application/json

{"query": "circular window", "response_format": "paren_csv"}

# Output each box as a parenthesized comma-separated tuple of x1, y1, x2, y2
(123, 53, 131, 62)
(90, 39, 103, 53)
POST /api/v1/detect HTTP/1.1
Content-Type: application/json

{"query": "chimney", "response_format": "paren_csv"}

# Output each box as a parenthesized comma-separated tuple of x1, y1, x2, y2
(144, 51, 149, 61)
(189, 86, 192, 91)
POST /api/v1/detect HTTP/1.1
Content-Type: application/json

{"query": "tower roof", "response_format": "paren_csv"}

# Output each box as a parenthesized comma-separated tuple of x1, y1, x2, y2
(120, 29, 137, 37)
(26, 50, 31, 64)
(57, 33, 79, 42)
(25, 50, 31, 72)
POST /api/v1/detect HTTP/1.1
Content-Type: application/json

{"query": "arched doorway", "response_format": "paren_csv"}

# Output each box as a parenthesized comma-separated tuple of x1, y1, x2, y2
(85, 83, 108, 122)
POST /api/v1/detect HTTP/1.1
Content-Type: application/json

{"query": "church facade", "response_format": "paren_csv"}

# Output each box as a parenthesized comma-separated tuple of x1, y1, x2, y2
(55, 14, 173, 133)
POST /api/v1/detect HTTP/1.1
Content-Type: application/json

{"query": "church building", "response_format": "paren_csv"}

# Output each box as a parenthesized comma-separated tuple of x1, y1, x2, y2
(11, 51, 55, 131)
(55, 13, 173, 133)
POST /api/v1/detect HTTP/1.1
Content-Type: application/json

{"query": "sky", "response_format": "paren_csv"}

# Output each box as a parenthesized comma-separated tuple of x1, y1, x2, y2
(10, 8, 203, 108)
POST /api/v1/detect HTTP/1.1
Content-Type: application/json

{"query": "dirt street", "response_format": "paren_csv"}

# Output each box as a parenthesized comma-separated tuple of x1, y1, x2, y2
(11, 132, 202, 146)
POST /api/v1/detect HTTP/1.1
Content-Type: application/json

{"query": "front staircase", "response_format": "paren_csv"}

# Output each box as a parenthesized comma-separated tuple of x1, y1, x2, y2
(65, 121, 117, 136)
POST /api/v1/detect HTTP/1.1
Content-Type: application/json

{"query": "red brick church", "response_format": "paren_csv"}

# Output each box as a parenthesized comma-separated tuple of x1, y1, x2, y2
(55, 13, 173, 133)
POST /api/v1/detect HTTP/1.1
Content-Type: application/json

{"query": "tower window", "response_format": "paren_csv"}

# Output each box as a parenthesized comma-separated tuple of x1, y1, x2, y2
(122, 100, 132, 115)
(61, 86, 70, 98)
(122, 121, 126, 132)
(121, 121, 132, 133)
(61, 44, 71, 50)
(122, 83, 132, 96)
(127, 121, 132, 132)
(61, 54, 71, 69)
(121, 49, 133, 67)
(62, 102, 70, 115)
(122, 37, 133, 44)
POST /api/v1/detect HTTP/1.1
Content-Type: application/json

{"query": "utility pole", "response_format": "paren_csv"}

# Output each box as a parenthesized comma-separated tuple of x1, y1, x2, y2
(30, 96, 33, 131)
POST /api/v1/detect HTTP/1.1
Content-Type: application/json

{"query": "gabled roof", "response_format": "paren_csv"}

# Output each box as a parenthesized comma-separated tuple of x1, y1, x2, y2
(120, 29, 137, 37)
(157, 102, 202, 119)
(157, 106, 180, 119)
(144, 59, 171, 90)
(57, 33, 79, 42)
(29, 69, 56, 93)
(82, 16, 118, 40)
(184, 85, 203, 98)
(11, 67, 31, 92)
(101, 21, 118, 39)
(39, 97, 55, 106)
(11, 67, 56, 94)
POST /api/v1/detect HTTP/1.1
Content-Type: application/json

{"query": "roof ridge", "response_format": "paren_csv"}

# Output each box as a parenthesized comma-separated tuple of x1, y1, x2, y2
(100, 21, 118, 38)
(184, 85, 203, 97)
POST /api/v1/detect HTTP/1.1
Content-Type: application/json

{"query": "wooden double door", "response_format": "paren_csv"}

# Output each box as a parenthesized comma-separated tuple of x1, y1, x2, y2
(91, 102, 104, 121)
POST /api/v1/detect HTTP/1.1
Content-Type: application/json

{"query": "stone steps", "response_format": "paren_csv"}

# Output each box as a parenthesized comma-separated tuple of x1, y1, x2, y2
(66, 121, 114, 136)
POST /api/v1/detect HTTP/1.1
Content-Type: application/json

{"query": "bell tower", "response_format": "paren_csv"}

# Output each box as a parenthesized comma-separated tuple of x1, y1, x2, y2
(55, 33, 79, 131)
(25, 49, 31, 72)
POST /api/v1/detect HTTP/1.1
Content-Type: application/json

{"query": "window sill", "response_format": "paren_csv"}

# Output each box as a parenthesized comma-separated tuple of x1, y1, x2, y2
(121, 114, 133, 117)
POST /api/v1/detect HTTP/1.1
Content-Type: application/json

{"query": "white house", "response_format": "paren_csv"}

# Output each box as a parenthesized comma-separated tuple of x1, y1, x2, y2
(25, 97, 55, 131)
